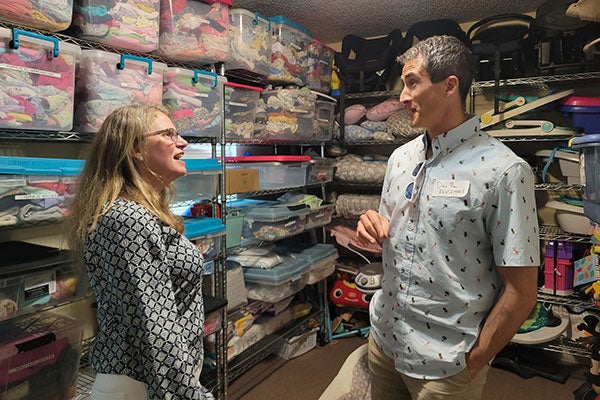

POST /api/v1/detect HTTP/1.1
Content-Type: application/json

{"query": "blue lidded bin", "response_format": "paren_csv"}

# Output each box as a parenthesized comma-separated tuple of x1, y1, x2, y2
(572, 134, 600, 224)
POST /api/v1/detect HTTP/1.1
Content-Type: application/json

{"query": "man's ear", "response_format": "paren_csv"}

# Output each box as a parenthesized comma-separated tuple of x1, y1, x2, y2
(445, 75, 459, 96)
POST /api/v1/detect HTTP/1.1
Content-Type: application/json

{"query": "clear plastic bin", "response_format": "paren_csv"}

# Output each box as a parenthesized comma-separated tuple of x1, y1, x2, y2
(74, 50, 167, 132)
(572, 134, 600, 223)
(224, 82, 263, 139)
(228, 159, 309, 190)
(242, 203, 310, 242)
(0, 312, 84, 400)
(173, 158, 221, 203)
(71, 0, 160, 52)
(183, 217, 225, 259)
(314, 98, 336, 141)
(257, 88, 317, 141)
(305, 204, 335, 230)
(158, 0, 231, 63)
(0, 28, 80, 131)
(0, 156, 83, 227)
(306, 39, 335, 93)
(276, 243, 338, 285)
(227, 9, 271, 76)
(268, 16, 312, 86)
(243, 256, 310, 303)
(163, 68, 225, 137)
(0, 0, 73, 32)
(306, 158, 335, 185)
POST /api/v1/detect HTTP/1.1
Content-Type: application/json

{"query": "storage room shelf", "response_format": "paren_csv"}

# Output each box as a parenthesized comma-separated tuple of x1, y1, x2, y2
(472, 72, 600, 89)
(0, 129, 220, 144)
(536, 291, 594, 309)
(535, 182, 582, 191)
(342, 90, 402, 99)
(539, 225, 591, 243)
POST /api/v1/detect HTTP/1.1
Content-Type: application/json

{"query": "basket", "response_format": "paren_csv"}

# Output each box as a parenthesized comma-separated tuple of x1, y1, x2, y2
(276, 328, 318, 360)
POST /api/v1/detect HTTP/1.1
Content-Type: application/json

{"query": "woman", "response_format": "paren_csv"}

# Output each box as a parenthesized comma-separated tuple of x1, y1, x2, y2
(68, 104, 214, 399)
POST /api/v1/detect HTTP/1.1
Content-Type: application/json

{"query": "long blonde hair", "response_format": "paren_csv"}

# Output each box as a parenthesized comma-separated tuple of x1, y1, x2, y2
(67, 104, 183, 257)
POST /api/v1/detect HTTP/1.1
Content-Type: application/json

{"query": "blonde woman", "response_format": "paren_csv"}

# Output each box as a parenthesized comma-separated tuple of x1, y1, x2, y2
(68, 104, 214, 399)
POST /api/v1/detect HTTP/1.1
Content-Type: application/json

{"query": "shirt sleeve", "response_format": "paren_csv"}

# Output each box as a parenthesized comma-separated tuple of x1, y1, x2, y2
(484, 161, 541, 268)
(98, 210, 214, 399)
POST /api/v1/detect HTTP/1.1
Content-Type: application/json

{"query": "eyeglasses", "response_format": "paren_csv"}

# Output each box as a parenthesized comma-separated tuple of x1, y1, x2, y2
(404, 161, 425, 203)
(145, 127, 181, 143)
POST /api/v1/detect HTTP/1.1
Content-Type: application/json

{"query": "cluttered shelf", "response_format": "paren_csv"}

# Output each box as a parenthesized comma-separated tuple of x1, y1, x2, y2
(539, 225, 591, 243)
(472, 71, 600, 90)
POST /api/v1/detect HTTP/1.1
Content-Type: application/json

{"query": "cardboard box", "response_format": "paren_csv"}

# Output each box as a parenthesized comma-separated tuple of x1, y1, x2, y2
(225, 168, 260, 194)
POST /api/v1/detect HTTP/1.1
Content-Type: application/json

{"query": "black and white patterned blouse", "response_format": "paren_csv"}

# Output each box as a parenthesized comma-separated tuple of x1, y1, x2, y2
(84, 198, 214, 399)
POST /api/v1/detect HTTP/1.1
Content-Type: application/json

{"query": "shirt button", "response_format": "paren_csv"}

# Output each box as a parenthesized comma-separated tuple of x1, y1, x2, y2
(408, 222, 415, 231)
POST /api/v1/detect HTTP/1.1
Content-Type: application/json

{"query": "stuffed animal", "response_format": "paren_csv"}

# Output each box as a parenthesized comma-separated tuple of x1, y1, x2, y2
(574, 314, 600, 399)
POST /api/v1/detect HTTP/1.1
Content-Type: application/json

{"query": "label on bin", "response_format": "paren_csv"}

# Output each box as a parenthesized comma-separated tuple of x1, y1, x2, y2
(0, 63, 61, 78)
(24, 270, 56, 300)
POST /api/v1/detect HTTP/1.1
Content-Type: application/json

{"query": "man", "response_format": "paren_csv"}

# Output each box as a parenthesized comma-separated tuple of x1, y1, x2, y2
(356, 35, 539, 399)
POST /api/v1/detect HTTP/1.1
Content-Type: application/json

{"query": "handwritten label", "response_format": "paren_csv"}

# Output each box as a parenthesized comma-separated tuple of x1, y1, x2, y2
(431, 179, 470, 197)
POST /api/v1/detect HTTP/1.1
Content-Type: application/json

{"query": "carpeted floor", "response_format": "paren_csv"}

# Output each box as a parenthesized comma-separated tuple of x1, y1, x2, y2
(228, 336, 590, 400)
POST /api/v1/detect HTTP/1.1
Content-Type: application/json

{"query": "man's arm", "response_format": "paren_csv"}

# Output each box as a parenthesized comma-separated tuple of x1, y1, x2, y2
(465, 265, 538, 378)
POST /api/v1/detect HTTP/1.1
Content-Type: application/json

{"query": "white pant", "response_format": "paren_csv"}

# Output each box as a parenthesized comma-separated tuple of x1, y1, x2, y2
(91, 374, 148, 400)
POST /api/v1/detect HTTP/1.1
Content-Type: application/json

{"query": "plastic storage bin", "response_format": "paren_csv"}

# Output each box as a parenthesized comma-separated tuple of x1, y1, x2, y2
(561, 96, 600, 134)
(257, 88, 317, 141)
(572, 134, 600, 224)
(314, 97, 336, 141)
(306, 39, 335, 93)
(74, 50, 167, 132)
(163, 68, 225, 137)
(242, 203, 310, 242)
(227, 156, 310, 190)
(276, 328, 318, 359)
(183, 217, 225, 259)
(278, 243, 338, 285)
(0, 312, 84, 400)
(224, 82, 263, 139)
(243, 255, 310, 303)
(173, 158, 221, 203)
(0, 156, 83, 227)
(0, 28, 80, 131)
(71, 0, 160, 52)
(0, 0, 72, 32)
(268, 16, 312, 86)
(0, 242, 88, 323)
(227, 9, 271, 76)
(305, 204, 335, 230)
(306, 158, 335, 185)
(158, 0, 231, 63)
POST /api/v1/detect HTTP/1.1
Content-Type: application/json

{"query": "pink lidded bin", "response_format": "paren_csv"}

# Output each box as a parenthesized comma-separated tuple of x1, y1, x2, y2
(0, 28, 80, 131)
(0, 0, 73, 32)
(163, 67, 225, 137)
(560, 96, 600, 134)
(74, 50, 166, 133)
(71, 0, 160, 52)
(158, 0, 231, 63)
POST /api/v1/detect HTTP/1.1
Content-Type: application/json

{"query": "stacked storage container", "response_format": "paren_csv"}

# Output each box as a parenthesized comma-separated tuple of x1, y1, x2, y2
(314, 92, 337, 141)
(184, 217, 226, 261)
(257, 87, 317, 141)
(0, 28, 80, 131)
(242, 255, 311, 303)
(226, 155, 310, 191)
(0, 156, 83, 227)
(277, 243, 339, 285)
(224, 82, 263, 139)
(74, 50, 167, 132)
(163, 68, 225, 137)
(268, 15, 312, 86)
(158, 0, 231, 63)
(572, 134, 600, 224)
(0, 0, 73, 32)
(227, 9, 272, 76)
(71, 0, 160, 52)
(172, 158, 222, 204)
(305, 39, 335, 93)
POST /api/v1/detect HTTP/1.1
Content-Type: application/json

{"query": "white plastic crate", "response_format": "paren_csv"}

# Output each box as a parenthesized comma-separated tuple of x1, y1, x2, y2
(276, 328, 318, 360)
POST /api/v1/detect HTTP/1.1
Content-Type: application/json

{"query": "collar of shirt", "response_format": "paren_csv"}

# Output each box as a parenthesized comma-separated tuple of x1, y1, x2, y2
(428, 114, 479, 159)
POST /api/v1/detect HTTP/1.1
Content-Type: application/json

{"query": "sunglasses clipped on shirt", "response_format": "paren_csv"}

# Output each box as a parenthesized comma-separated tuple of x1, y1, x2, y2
(145, 127, 181, 143)
(404, 161, 425, 203)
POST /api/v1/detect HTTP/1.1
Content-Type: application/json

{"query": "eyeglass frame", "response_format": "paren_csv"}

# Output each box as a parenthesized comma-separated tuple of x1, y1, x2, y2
(144, 127, 181, 143)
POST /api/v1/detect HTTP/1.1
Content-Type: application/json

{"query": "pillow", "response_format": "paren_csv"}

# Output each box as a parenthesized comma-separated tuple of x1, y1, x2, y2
(365, 99, 404, 121)
(343, 104, 367, 125)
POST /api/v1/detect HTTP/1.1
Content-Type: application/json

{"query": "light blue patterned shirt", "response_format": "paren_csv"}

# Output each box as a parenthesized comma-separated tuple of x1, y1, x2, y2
(370, 115, 540, 379)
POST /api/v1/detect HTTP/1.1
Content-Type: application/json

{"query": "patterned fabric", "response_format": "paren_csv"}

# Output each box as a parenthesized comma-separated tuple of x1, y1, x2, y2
(370, 115, 540, 379)
(84, 198, 214, 399)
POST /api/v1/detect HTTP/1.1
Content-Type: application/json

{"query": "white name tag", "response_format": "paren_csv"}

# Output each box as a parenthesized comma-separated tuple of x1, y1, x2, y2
(432, 179, 470, 197)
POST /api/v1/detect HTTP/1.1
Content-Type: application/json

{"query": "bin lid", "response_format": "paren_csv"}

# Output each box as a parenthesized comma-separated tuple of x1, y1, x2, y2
(572, 134, 600, 147)
(183, 158, 222, 172)
(0, 156, 84, 175)
(268, 15, 312, 37)
(243, 256, 310, 284)
(277, 243, 338, 264)
(226, 155, 311, 163)
(245, 202, 311, 221)
(183, 217, 225, 239)
(561, 96, 600, 107)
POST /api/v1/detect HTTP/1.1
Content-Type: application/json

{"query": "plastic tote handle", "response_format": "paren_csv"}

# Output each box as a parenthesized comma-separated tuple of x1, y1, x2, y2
(117, 54, 154, 75)
(192, 69, 219, 87)
(254, 13, 271, 30)
(10, 28, 59, 57)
